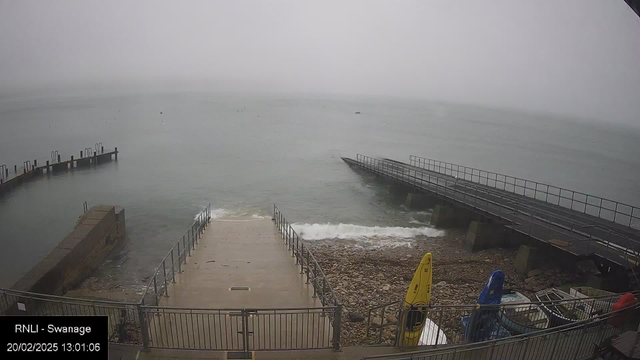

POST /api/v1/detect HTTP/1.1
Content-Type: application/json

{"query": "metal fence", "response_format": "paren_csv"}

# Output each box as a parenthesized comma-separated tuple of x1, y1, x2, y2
(140, 205, 212, 306)
(142, 306, 338, 351)
(354, 155, 640, 267)
(362, 303, 640, 360)
(273, 204, 341, 308)
(366, 291, 633, 348)
(0, 288, 143, 345)
(409, 155, 640, 230)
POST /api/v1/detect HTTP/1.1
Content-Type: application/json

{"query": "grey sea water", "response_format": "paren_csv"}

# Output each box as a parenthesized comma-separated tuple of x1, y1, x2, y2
(1, 88, 639, 290)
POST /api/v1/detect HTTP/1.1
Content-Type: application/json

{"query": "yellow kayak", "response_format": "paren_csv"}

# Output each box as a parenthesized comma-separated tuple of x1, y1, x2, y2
(400, 252, 432, 346)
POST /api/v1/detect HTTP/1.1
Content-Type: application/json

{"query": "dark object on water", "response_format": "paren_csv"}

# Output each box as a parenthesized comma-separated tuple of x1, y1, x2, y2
(355, 111, 361, 114)
(160, 111, 163, 114)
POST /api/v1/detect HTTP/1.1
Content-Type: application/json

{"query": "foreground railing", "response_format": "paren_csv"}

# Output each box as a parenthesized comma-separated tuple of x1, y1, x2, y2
(366, 291, 635, 347)
(0, 288, 143, 345)
(354, 154, 640, 264)
(142, 305, 338, 351)
(140, 204, 211, 306)
(409, 155, 640, 230)
(363, 303, 640, 360)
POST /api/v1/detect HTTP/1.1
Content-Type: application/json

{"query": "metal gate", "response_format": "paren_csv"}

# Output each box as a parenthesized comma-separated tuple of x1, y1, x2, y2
(142, 306, 340, 352)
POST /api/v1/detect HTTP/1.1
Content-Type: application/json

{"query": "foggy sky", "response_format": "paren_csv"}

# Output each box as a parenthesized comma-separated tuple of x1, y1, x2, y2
(1, 0, 639, 125)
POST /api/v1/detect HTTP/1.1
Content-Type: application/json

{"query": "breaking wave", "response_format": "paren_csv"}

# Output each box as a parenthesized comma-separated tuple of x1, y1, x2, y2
(291, 223, 444, 240)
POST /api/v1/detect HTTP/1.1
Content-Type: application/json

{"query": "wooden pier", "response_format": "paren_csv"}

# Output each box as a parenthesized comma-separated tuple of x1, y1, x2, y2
(0, 145, 118, 196)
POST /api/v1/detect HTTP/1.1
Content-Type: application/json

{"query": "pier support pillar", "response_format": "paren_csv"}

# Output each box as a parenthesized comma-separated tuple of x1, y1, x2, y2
(430, 205, 472, 228)
(387, 183, 411, 197)
(514, 245, 540, 275)
(404, 193, 436, 209)
(465, 221, 508, 252)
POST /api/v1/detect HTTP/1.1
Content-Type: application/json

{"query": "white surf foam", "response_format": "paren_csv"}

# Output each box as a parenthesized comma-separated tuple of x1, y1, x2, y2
(409, 217, 429, 225)
(291, 223, 444, 240)
(251, 214, 270, 219)
(196, 208, 229, 220)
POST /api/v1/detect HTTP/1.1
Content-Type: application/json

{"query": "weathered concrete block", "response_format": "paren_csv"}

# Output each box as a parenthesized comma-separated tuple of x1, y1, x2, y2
(430, 205, 472, 228)
(10, 205, 126, 298)
(514, 245, 539, 275)
(464, 221, 507, 252)
(404, 193, 436, 209)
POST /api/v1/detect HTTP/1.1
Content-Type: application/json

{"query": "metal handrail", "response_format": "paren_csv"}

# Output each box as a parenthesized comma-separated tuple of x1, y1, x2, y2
(363, 302, 640, 360)
(409, 155, 640, 230)
(0, 287, 139, 306)
(354, 155, 640, 267)
(272, 205, 340, 308)
(139, 204, 211, 305)
(272, 205, 343, 350)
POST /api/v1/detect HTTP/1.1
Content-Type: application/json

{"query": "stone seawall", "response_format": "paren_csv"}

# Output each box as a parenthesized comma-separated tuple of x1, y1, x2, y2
(11, 205, 126, 295)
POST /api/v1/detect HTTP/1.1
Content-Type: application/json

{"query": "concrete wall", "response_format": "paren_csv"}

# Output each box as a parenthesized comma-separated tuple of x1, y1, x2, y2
(11, 205, 126, 296)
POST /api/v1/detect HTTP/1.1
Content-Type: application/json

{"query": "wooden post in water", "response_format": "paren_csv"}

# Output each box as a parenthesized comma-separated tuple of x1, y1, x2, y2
(115, 147, 118, 160)
(57, 154, 61, 163)
(80, 150, 83, 158)
(70, 156, 74, 168)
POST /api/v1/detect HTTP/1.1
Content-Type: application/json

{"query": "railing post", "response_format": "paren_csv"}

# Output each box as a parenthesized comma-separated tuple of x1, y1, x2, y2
(333, 304, 342, 351)
(153, 276, 159, 306)
(305, 251, 311, 283)
(312, 262, 318, 298)
(162, 261, 169, 297)
(300, 243, 305, 274)
(177, 242, 182, 272)
(171, 251, 176, 283)
(137, 304, 150, 351)
(322, 277, 327, 304)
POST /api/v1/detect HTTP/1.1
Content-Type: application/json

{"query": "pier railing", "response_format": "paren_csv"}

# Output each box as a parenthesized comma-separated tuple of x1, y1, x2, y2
(272, 205, 341, 308)
(366, 291, 634, 347)
(355, 155, 640, 266)
(409, 155, 640, 230)
(139, 204, 212, 306)
(362, 302, 640, 360)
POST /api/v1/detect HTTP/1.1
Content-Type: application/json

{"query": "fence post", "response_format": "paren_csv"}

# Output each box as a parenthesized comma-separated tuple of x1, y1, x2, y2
(333, 304, 342, 351)
(137, 304, 150, 351)
(177, 242, 182, 273)
(170, 250, 175, 282)
(153, 276, 159, 306)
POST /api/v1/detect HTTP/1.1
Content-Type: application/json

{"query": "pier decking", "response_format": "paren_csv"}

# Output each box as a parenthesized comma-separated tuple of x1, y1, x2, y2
(0, 145, 118, 196)
(163, 217, 318, 308)
(343, 155, 640, 273)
